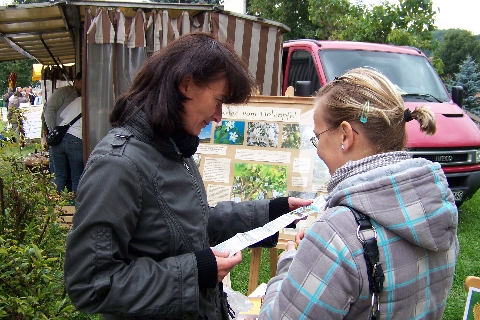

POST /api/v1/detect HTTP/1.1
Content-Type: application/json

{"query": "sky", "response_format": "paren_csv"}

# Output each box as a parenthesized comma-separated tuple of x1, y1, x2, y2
(1, 0, 478, 35)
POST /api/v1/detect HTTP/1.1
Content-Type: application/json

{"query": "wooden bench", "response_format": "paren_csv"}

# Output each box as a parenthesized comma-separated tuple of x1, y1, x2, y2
(58, 205, 75, 228)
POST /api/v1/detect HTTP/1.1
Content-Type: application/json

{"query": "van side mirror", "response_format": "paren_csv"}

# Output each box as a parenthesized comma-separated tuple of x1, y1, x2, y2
(295, 81, 312, 97)
(452, 86, 463, 107)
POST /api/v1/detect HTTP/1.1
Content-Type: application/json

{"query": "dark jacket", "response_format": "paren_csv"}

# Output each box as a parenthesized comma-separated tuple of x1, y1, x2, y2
(65, 110, 282, 319)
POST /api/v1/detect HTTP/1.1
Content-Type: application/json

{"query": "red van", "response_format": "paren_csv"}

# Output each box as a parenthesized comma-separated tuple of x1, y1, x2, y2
(282, 39, 480, 206)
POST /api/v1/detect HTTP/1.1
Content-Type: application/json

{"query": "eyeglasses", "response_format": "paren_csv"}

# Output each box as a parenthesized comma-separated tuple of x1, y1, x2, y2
(310, 126, 359, 148)
(310, 126, 337, 148)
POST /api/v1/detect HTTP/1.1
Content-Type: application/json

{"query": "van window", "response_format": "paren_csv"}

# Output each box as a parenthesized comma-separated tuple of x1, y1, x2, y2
(287, 50, 320, 94)
(319, 49, 450, 101)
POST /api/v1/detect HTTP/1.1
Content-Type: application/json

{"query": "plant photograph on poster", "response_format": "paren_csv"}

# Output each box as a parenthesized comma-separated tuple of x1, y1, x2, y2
(300, 124, 315, 150)
(199, 123, 212, 143)
(281, 123, 300, 149)
(246, 122, 279, 148)
(213, 120, 245, 145)
(232, 163, 287, 201)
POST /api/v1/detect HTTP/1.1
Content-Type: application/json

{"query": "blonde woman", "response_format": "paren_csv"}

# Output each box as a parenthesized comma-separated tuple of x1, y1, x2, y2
(260, 68, 458, 319)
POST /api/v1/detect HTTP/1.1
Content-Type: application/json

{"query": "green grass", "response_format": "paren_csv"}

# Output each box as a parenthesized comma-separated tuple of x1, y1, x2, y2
(231, 190, 480, 319)
(443, 191, 480, 319)
(1, 118, 41, 156)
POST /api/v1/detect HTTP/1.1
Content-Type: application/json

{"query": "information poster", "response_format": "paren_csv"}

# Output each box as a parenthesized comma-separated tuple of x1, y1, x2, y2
(21, 106, 43, 139)
(195, 96, 329, 206)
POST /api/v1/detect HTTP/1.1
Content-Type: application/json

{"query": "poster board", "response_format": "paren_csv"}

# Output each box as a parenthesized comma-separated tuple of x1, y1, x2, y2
(464, 287, 480, 320)
(194, 95, 329, 206)
(20, 106, 43, 139)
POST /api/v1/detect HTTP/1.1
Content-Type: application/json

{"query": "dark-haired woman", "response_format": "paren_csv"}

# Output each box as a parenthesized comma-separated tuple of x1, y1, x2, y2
(64, 32, 311, 319)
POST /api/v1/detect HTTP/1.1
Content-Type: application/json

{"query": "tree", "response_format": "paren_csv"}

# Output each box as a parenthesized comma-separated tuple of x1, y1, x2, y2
(451, 56, 480, 114)
(436, 29, 480, 76)
(0, 60, 37, 94)
(307, 0, 352, 40)
(436, 29, 480, 78)
(248, 0, 316, 40)
(149, 0, 221, 3)
(247, 0, 437, 52)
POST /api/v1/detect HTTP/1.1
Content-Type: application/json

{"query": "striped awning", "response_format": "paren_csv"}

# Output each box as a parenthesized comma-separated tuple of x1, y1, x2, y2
(83, 4, 289, 95)
(0, 2, 289, 60)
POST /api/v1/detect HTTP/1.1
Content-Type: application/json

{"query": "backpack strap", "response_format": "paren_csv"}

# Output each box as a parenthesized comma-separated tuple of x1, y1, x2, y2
(347, 206, 385, 320)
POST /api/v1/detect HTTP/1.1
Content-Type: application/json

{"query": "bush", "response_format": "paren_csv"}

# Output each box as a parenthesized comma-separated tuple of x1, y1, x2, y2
(0, 137, 84, 319)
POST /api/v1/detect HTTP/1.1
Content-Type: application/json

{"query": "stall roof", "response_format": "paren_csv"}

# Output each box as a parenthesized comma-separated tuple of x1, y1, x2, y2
(0, 0, 289, 66)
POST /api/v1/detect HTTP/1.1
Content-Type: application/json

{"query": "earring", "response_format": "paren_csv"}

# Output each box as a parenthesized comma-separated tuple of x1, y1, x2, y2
(341, 144, 345, 150)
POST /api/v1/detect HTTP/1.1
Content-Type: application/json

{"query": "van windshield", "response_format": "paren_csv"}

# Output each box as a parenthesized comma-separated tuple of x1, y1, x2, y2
(319, 49, 450, 102)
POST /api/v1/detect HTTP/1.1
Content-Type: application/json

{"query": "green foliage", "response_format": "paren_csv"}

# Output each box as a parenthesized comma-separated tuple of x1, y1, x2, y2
(436, 29, 480, 78)
(247, 0, 437, 52)
(442, 190, 480, 319)
(308, 0, 352, 40)
(281, 124, 300, 149)
(0, 137, 85, 318)
(248, 0, 316, 40)
(451, 56, 480, 114)
(0, 60, 37, 93)
(148, 0, 221, 3)
(232, 163, 287, 201)
(430, 55, 445, 77)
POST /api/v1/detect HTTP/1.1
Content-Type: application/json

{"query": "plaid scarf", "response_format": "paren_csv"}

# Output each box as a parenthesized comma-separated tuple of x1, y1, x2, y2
(327, 151, 411, 193)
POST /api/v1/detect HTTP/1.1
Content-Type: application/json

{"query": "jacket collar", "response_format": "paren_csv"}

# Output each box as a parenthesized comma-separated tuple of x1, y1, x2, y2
(122, 108, 182, 161)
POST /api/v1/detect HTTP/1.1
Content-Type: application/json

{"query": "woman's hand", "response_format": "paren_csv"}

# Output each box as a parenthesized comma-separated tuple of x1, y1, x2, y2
(295, 229, 306, 246)
(288, 197, 314, 224)
(287, 197, 313, 211)
(278, 240, 297, 260)
(211, 249, 242, 283)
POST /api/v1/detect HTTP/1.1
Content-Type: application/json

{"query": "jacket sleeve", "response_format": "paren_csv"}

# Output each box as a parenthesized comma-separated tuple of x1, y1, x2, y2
(64, 153, 200, 318)
(43, 90, 63, 130)
(207, 199, 271, 247)
(259, 217, 362, 319)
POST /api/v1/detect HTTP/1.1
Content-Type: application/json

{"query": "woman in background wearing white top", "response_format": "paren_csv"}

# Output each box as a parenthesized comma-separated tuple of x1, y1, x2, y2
(51, 96, 83, 193)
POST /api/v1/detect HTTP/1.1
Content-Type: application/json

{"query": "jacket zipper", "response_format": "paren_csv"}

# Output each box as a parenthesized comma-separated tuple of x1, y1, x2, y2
(182, 159, 208, 215)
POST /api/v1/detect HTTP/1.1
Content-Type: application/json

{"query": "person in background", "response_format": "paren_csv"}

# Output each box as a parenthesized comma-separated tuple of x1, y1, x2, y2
(7, 91, 29, 135)
(2, 87, 13, 109)
(64, 32, 312, 319)
(42, 72, 82, 189)
(43, 73, 82, 132)
(260, 68, 458, 319)
(9, 87, 23, 105)
(34, 91, 43, 105)
(26, 86, 36, 105)
(50, 96, 83, 193)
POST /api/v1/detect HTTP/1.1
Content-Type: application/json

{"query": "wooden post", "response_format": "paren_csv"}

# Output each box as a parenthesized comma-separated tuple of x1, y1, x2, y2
(269, 248, 278, 277)
(248, 247, 262, 295)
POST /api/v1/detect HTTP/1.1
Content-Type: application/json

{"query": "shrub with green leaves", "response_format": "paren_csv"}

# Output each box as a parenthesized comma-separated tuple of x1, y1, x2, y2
(0, 137, 85, 319)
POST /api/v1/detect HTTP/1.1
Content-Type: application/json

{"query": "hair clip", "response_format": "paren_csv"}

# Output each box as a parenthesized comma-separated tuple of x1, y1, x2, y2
(360, 100, 370, 123)
(404, 108, 413, 122)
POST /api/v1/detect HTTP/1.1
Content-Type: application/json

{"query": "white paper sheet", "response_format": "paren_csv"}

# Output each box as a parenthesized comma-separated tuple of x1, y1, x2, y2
(213, 196, 326, 257)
